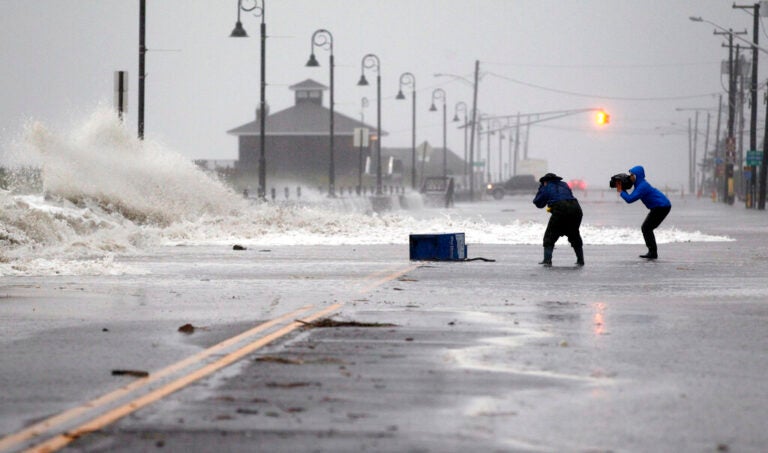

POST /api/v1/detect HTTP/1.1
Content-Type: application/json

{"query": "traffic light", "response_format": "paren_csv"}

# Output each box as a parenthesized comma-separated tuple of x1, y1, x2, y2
(596, 110, 610, 125)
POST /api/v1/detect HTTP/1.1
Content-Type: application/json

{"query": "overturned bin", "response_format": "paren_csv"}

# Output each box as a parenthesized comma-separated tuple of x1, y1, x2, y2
(409, 233, 466, 261)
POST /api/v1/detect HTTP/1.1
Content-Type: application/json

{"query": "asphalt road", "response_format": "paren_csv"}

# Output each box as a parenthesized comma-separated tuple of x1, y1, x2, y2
(2, 195, 768, 452)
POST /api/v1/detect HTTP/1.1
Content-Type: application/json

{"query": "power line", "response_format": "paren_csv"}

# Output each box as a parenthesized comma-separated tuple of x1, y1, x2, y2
(485, 71, 721, 101)
(482, 60, 720, 69)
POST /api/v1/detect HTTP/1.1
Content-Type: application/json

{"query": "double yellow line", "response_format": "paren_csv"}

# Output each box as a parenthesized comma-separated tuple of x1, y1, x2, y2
(1, 263, 418, 453)
(2, 304, 339, 453)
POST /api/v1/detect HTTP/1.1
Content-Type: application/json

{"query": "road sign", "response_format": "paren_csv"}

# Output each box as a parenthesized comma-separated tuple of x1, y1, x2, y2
(746, 150, 763, 166)
(716, 164, 724, 177)
(353, 128, 369, 147)
(114, 71, 128, 115)
(472, 161, 485, 168)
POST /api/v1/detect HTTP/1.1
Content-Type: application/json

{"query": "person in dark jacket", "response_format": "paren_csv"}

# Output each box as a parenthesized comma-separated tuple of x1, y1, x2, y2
(533, 173, 584, 267)
(616, 165, 672, 260)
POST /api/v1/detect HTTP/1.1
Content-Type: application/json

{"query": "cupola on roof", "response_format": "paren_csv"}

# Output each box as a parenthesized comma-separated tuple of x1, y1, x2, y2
(289, 79, 328, 105)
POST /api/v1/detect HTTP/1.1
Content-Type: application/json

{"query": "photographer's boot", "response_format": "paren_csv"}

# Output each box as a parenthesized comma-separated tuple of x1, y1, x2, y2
(539, 246, 553, 267)
(574, 246, 585, 266)
(639, 249, 658, 260)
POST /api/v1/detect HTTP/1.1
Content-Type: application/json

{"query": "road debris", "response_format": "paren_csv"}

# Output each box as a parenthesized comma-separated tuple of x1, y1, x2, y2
(111, 369, 149, 378)
(178, 323, 195, 334)
(296, 318, 397, 328)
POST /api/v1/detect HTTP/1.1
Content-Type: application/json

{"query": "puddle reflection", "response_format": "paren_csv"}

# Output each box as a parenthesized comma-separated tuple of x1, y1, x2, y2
(592, 302, 606, 336)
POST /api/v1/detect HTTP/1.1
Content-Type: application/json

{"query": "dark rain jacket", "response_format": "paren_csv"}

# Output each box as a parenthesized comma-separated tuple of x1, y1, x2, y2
(533, 180, 577, 208)
(620, 165, 671, 209)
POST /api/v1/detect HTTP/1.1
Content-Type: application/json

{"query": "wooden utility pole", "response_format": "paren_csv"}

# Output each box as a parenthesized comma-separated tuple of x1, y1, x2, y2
(468, 60, 479, 201)
(716, 29, 747, 204)
(733, 3, 760, 207)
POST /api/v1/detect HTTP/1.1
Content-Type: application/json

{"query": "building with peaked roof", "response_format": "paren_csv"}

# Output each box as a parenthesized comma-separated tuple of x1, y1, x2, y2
(227, 79, 386, 187)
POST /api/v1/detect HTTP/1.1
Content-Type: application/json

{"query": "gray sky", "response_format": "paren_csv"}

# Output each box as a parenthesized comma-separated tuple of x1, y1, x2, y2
(0, 0, 762, 188)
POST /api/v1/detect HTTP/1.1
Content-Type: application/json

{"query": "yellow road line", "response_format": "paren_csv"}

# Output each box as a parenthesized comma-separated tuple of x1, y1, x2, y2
(0, 305, 313, 453)
(358, 264, 420, 293)
(25, 303, 343, 453)
(7, 263, 418, 453)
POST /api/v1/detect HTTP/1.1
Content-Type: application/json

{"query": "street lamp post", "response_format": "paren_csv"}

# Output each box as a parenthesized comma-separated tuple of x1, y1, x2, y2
(306, 29, 335, 197)
(396, 72, 417, 190)
(230, 0, 267, 200)
(358, 54, 382, 195)
(359, 97, 369, 193)
(430, 88, 447, 178)
(138, 0, 146, 139)
(453, 102, 468, 184)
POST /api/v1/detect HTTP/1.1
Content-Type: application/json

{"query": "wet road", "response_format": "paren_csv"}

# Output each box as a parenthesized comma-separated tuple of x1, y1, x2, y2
(2, 195, 768, 452)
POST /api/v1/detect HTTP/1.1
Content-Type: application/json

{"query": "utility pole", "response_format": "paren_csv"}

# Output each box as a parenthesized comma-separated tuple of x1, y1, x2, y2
(507, 131, 513, 178)
(687, 117, 693, 195)
(514, 112, 520, 176)
(716, 28, 747, 204)
(714, 95, 723, 199)
(468, 60, 479, 201)
(498, 125, 504, 182)
(726, 36, 736, 204)
(733, 2, 759, 207)
(737, 48, 746, 202)
(761, 83, 768, 209)
(693, 111, 699, 194)
(486, 127, 492, 183)
(700, 112, 711, 195)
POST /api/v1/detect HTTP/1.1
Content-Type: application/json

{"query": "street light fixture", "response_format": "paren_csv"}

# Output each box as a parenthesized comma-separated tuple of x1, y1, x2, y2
(358, 54, 383, 195)
(396, 72, 417, 190)
(230, 0, 267, 200)
(689, 16, 766, 54)
(430, 88, 448, 178)
(306, 29, 336, 197)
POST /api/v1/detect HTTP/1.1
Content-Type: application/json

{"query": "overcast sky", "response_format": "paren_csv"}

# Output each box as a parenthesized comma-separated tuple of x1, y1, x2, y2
(1, 0, 764, 188)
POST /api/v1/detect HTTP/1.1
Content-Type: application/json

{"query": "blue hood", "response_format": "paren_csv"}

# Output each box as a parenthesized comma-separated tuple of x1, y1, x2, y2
(621, 165, 671, 209)
(629, 165, 646, 184)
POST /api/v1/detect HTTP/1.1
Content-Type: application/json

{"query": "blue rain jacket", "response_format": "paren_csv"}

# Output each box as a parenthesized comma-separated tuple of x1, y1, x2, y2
(620, 165, 671, 209)
(533, 180, 577, 208)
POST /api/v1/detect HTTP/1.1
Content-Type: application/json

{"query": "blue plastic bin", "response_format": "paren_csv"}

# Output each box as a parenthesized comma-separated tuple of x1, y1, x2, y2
(409, 233, 467, 261)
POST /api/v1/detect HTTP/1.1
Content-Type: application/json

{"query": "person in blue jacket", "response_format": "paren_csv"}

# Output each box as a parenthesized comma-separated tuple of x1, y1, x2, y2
(616, 165, 672, 260)
(533, 173, 584, 267)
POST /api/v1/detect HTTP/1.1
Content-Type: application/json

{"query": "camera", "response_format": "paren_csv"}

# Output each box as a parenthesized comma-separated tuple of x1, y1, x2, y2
(609, 173, 633, 190)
